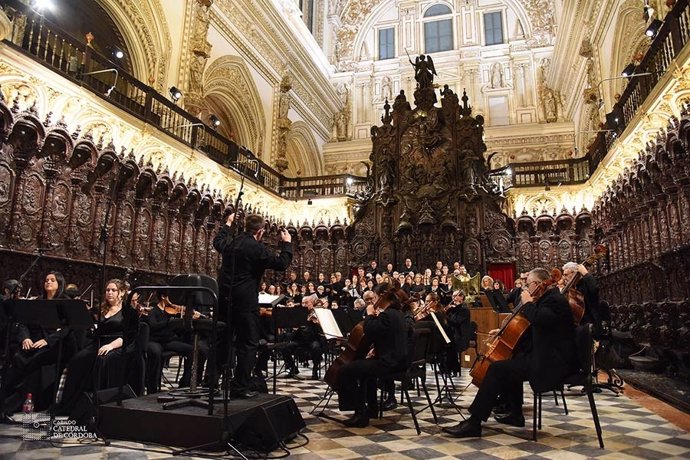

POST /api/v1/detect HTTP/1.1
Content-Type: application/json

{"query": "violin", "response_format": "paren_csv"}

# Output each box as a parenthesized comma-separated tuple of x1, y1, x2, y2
(160, 299, 206, 319)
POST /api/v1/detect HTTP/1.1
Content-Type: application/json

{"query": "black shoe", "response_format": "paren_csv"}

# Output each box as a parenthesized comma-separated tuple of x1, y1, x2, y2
(494, 412, 525, 427)
(255, 370, 266, 379)
(493, 402, 511, 415)
(343, 412, 369, 428)
(381, 397, 397, 411)
(287, 367, 300, 378)
(311, 369, 319, 380)
(230, 389, 258, 399)
(442, 420, 482, 438)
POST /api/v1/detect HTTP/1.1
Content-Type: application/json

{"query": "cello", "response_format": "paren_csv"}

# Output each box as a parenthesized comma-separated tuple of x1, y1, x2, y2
(562, 244, 608, 325)
(470, 269, 561, 387)
(323, 284, 408, 390)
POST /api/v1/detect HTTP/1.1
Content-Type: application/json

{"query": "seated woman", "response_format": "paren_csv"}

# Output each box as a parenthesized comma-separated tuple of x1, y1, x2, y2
(56, 279, 134, 415)
(487, 280, 510, 313)
(1, 271, 76, 415)
(336, 283, 410, 428)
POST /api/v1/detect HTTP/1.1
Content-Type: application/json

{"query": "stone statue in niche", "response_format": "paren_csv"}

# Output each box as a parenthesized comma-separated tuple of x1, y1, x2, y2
(278, 74, 293, 120)
(409, 54, 436, 89)
(490, 63, 504, 89)
(381, 76, 393, 102)
(334, 82, 350, 141)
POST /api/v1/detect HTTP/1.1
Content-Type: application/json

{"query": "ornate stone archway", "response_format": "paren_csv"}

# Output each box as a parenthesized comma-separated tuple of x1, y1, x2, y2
(98, 0, 172, 90)
(287, 121, 323, 177)
(203, 56, 265, 152)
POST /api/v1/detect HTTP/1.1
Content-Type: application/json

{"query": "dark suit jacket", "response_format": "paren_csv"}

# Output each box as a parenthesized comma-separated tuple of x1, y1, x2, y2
(447, 303, 472, 352)
(522, 287, 579, 393)
(213, 226, 292, 312)
(363, 308, 408, 369)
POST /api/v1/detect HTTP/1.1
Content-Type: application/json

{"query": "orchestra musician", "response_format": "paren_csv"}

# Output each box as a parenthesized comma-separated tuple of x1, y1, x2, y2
(1, 271, 76, 417)
(562, 262, 605, 333)
(144, 289, 205, 394)
(445, 290, 472, 376)
(442, 268, 579, 438)
(213, 213, 292, 399)
(55, 279, 132, 415)
(336, 283, 409, 428)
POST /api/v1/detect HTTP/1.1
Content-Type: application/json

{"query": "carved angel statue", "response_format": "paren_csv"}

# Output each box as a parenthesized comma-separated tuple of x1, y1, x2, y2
(409, 54, 437, 89)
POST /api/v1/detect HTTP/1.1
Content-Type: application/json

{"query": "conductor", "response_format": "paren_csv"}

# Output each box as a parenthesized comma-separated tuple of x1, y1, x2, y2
(213, 213, 292, 398)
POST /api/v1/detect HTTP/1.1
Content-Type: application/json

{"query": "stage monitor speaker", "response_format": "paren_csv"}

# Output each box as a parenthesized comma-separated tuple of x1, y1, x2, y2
(71, 385, 136, 426)
(233, 397, 305, 452)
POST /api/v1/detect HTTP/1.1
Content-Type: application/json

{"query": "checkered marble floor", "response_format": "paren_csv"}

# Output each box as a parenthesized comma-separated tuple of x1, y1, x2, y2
(0, 358, 689, 459)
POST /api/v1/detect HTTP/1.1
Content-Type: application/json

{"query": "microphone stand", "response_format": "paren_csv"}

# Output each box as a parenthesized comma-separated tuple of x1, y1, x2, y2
(17, 250, 46, 297)
(91, 177, 118, 444)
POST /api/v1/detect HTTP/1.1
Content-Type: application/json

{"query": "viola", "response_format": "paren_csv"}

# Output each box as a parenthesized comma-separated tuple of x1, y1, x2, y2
(470, 269, 561, 387)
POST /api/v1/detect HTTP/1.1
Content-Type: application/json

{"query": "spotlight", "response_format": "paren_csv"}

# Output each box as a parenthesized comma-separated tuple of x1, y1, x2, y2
(621, 63, 636, 77)
(169, 86, 182, 102)
(346, 177, 354, 186)
(646, 19, 663, 38)
(210, 114, 221, 128)
(33, 0, 54, 11)
(113, 48, 124, 59)
(505, 167, 512, 176)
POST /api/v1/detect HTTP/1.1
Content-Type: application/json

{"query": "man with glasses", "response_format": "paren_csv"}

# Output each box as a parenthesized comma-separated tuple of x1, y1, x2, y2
(442, 268, 578, 438)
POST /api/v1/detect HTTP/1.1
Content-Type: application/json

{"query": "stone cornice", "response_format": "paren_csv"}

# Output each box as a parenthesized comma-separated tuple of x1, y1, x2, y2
(212, 0, 341, 140)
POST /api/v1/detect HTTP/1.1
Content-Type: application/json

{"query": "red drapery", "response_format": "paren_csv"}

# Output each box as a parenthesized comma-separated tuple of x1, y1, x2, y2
(488, 263, 516, 290)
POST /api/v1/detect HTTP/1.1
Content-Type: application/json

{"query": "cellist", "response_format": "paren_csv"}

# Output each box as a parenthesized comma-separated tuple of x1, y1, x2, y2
(562, 262, 603, 331)
(442, 268, 579, 438)
(336, 282, 410, 428)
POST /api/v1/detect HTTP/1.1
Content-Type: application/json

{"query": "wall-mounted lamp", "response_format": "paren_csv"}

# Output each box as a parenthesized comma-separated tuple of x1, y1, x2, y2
(169, 86, 182, 103)
(346, 176, 354, 186)
(210, 114, 221, 128)
(646, 19, 663, 38)
(505, 167, 512, 176)
(595, 72, 655, 108)
(112, 47, 124, 60)
(621, 63, 637, 77)
(82, 69, 118, 97)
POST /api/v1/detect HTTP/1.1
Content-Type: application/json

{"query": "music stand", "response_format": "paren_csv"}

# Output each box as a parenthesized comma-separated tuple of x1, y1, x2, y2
(3, 300, 94, 439)
(269, 307, 308, 393)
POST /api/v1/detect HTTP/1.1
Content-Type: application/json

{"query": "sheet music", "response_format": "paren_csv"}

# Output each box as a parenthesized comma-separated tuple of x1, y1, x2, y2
(430, 311, 451, 344)
(258, 293, 281, 306)
(314, 308, 343, 339)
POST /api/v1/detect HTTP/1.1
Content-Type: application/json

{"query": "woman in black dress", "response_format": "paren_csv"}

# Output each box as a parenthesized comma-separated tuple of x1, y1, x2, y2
(1, 271, 75, 415)
(56, 279, 132, 414)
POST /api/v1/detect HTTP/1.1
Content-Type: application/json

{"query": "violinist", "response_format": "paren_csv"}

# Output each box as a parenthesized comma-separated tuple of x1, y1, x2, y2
(443, 268, 578, 438)
(445, 290, 472, 376)
(336, 283, 409, 428)
(144, 290, 199, 394)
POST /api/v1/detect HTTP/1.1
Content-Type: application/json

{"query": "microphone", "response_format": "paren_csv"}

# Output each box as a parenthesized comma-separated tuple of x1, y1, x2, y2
(35, 243, 59, 253)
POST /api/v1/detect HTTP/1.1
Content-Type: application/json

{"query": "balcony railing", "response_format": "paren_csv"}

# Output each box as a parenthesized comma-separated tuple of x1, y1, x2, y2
(507, 156, 591, 187)
(588, 0, 690, 168)
(1, 2, 360, 199)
